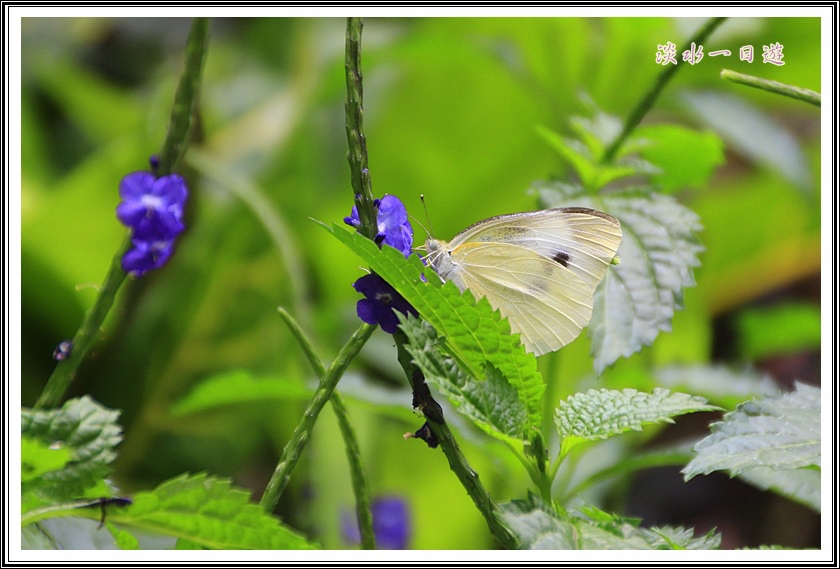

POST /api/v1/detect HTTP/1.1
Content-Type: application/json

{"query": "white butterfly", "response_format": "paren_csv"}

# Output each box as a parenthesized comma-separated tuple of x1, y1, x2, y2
(424, 207, 622, 356)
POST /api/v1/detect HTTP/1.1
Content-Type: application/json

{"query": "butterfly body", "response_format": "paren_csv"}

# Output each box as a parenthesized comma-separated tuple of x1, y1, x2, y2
(424, 207, 621, 356)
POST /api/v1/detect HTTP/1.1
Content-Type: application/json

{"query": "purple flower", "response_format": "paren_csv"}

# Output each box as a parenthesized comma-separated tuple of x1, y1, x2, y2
(116, 170, 188, 277)
(353, 273, 417, 334)
(345, 195, 417, 333)
(372, 497, 411, 549)
(121, 237, 177, 275)
(344, 194, 414, 257)
(342, 496, 411, 549)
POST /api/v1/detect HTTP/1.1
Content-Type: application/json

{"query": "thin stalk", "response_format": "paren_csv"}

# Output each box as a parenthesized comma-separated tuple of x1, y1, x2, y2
(721, 68, 820, 106)
(35, 238, 129, 408)
(259, 323, 376, 514)
(601, 17, 727, 164)
(276, 308, 375, 549)
(344, 17, 378, 240)
(158, 17, 209, 176)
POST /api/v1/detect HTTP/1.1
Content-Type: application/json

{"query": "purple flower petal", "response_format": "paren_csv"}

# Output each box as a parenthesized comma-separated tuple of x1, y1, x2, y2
(352, 273, 416, 334)
(119, 171, 156, 200)
(372, 497, 410, 549)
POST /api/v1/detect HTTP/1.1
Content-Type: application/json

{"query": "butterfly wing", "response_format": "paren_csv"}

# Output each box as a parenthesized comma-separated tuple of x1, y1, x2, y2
(436, 208, 622, 356)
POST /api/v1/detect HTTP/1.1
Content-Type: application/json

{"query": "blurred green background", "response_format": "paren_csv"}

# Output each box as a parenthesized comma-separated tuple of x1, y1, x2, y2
(20, 17, 822, 549)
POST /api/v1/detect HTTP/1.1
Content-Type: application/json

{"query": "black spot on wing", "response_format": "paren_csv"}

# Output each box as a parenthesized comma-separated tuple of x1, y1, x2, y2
(552, 251, 571, 267)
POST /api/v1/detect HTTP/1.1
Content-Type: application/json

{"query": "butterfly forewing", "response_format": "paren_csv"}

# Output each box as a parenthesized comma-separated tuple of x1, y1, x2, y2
(449, 207, 621, 290)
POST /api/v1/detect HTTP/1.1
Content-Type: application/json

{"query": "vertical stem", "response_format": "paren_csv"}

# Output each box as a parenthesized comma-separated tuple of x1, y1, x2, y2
(344, 17, 378, 241)
(158, 17, 210, 176)
(259, 323, 376, 513)
(35, 238, 130, 408)
(276, 308, 376, 549)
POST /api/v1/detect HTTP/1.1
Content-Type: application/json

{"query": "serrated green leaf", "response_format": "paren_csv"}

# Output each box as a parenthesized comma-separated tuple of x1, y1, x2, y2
(738, 466, 820, 512)
(636, 124, 725, 193)
(572, 505, 720, 550)
(21, 436, 73, 482)
(499, 496, 720, 550)
(113, 473, 317, 550)
(555, 388, 718, 457)
(170, 370, 313, 416)
(497, 494, 576, 549)
(323, 222, 544, 434)
(537, 121, 649, 191)
(536, 184, 703, 373)
(21, 396, 122, 504)
(400, 315, 529, 445)
(109, 524, 140, 550)
(683, 383, 820, 488)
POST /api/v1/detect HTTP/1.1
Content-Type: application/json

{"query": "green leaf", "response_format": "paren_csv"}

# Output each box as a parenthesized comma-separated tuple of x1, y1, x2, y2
(113, 473, 317, 550)
(322, 222, 545, 435)
(536, 184, 704, 373)
(555, 388, 718, 458)
(572, 505, 720, 550)
(498, 496, 721, 550)
(636, 124, 725, 193)
(21, 436, 73, 482)
(537, 120, 650, 191)
(497, 494, 576, 549)
(682, 90, 812, 192)
(735, 303, 821, 360)
(737, 467, 820, 512)
(170, 370, 313, 416)
(399, 315, 529, 445)
(21, 396, 122, 505)
(110, 524, 140, 550)
(654, 365, 779, 409)
(683, 382, 820, 509)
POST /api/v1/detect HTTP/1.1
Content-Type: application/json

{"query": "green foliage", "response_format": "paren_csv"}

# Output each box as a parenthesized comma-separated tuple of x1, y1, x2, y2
(555, 388, 718, 459)
(21, 396, 122, 507)
(683, 382, 820, 511)
(654, 365, 780, 409)
(324, 223, 545, 437)
(400, 315, 530, 446)
(170, 370, 313, 416)
(115, 473, 317, 550)
(635, 124, 726, 193)
(537, 183, 704, 373)
(19, 16, 821, 550)
(498, 495, 721, 550)
(22, 473, 317, 551)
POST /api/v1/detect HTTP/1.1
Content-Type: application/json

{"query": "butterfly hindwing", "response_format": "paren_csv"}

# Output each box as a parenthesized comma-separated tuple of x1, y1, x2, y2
(425, 207, 622, 356)
(449, 241, 594, 356)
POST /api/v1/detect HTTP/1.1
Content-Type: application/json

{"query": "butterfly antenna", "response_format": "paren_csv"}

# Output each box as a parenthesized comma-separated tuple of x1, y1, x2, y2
(414, 194, 433, 237)
(407, 195, 433, 257)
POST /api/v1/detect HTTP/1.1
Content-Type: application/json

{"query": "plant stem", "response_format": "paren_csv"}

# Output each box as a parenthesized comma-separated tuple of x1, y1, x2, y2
(276, 308, 376, 549)
(344, 17, 378, 240)
(35, 238, 130, 408)
(721, 68, 820, 106)
(393, 331, 518, 549)
(259, 323, 376, 514)
(601, 17, 727, 164)
(36, 18, 210, 409)
(158, 17, 210, 176)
